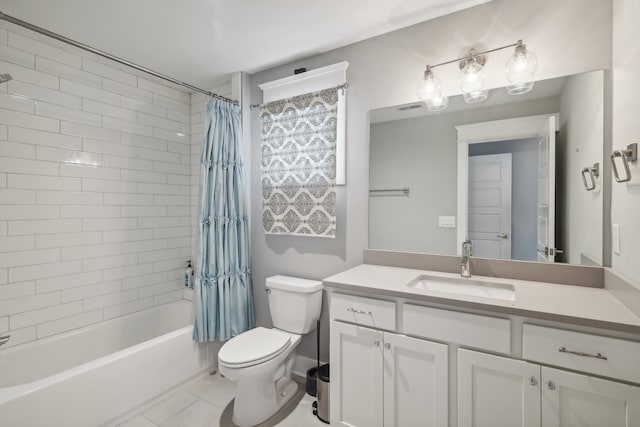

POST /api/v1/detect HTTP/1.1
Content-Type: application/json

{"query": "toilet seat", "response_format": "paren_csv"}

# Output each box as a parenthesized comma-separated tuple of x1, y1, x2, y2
(219, 327, 293, 368)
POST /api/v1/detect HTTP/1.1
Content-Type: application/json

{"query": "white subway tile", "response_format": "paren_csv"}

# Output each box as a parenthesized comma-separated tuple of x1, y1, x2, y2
(84, 289, 138, 311)
(154, 195, 190, 206)
(10, 260, 82, 282)
(103, 262, 153, 281)
(9, 219, 81, 236)
(168, 110, 190, 125)
(36, 57, 101, 88)
(0, 292, 60, 316)
(60, 79, 120, 105)
(121, 96, 167, 118)
(103, 297, 152, 320)
(102, 229, 153, 243)
(121, 205, 167, 217)
(82, 217, 137, 231)
(0, 326, 36, 349)
(153, 259, 185, 274)
(154, 290, 182, 306)
(0, 281, 35, 301)
(8, 127, 81, 150)
(120, 133, 167, 151)
(61, 205, 120, 219)
(139, 281, 181, 299)
(36, 101, 102, 127)
(137, 77, 185, 101)
(8, 80, 81, 109)
(138, 148, 180, 164)
(0, 268, 6, 284)
(138, 183, 181, 195)
(0, 28, 6, 44)
(82, 58, 137, 86)
(36, 231, 102, 249)
(82, 178, 136, 194)
(0, 316, 6, 332)
(36, 270, 103, 293)
(0, 173, 7, 189)
(0, 236, 34, 253)
(104, 154, 152, 171)
(9, 32, 81, 68)
(0, 125, 6, 139)
(167, 174, 190, 185)
(37, 190, 103, 205)
(182, 288, 194, 302)
(61, 280, 121, 303)
(153, 161, 190, 175)
(0, 189, 36, 204)
(62, 243, 121, 260)
(8, 174, 80, 191)
(0, 92, 35, 113)
(103, 192, 153, 206)
(103, 78, 152, 103)
(83, 99, 137, 121)
(167, 237, 190, 249)
(0, 156, 58, 176)
(122, 272, 167, 290)
(153, 127, 189, 143)
(0, 248, 60, 268)
(10, 301, 83, 329)
(138, 113, 180, 132)
(0, 44, 34, 68)
(167, 141, 190, 155)
(36, 146, 103, 166)
(37, 309, 103, 338)
(153, 94, 190, 114)
(82, 138, 137, 158)
(0, 141, 36, 159)
(121, 169, 167, 184)
(83, 253, 137, 272)
(122, 239, 167, 254)
(61, 121, 120, 142)
(0, 108, 60, 132)
(138, 248, 181, 264)
(60, 163, 120, 180)
(0, 205, 59, 220)
(0, 60, 59, 90)
(103, 117, 152, 137)
(152, 227, 191, 239)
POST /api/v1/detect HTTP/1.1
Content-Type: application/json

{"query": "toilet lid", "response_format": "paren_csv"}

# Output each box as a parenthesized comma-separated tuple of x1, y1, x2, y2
(219, 327, 291, 368)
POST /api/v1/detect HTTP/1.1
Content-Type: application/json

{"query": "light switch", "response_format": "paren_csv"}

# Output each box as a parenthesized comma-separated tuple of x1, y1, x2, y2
(613, 224, 620, 255)
(439, 216, 456, 228)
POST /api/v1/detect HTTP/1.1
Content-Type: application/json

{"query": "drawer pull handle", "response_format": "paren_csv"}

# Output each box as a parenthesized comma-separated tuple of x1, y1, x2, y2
(346, 307, 372, 315)
(559, 347, 608, 360)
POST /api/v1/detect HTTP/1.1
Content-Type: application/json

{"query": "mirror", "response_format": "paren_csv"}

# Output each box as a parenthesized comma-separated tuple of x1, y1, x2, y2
(369, 70, 604, 266)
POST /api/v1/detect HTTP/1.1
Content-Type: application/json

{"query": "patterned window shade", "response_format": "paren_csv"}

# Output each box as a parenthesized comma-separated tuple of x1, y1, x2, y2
(261, 87, 339, 237)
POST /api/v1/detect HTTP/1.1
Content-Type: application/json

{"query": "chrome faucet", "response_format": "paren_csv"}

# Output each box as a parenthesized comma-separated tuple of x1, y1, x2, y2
(461, 239, 473, 278)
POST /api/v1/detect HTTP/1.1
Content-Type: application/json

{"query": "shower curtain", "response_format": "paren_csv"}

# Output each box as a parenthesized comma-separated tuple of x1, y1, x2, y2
(193, 98, 255, 342)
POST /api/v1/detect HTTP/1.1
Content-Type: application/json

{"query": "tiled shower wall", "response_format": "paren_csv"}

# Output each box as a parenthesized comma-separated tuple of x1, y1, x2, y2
(0, 22, 195, 348)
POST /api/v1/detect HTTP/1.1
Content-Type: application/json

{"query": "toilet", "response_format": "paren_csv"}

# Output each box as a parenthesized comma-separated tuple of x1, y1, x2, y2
(218, 275, 323, 427)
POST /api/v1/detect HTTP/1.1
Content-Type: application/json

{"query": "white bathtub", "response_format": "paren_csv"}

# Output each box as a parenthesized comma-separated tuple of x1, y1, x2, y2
(0, 300, 217, 426)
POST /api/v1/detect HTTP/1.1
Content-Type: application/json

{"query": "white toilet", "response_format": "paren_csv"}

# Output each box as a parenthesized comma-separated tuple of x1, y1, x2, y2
(218, 275, 323, 427)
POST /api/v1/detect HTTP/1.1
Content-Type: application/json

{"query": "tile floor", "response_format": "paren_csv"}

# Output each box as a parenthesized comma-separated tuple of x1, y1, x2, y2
(117, 373, 327, 427)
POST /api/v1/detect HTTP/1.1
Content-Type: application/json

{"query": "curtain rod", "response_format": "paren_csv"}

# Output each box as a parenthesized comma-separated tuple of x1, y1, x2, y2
(0, 11, 238, 105)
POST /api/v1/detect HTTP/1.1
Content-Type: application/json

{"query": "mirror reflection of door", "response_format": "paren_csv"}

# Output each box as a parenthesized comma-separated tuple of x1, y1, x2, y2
(536, 116, 557, 262)
(468, 154, 512, 259)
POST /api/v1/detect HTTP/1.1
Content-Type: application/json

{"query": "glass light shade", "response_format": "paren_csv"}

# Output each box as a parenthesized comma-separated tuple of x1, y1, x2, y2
(417, 68, 442, 101)
(506, 44, 538, 86)
(426, 96, 449, 111)
(507, 81, 535, 95)
(463, 89, 489, 104)
(459, 57, 486, 96)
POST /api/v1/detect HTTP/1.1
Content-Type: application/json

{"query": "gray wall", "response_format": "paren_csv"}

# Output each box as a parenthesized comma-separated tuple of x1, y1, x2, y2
(248, 0, 612, 361)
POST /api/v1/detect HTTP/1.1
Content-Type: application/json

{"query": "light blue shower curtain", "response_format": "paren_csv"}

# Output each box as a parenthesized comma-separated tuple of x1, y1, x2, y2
(193, 98, 255, 342)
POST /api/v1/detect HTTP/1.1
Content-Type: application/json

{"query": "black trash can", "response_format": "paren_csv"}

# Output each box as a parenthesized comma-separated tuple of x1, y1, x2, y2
(306, 366, 318, 397)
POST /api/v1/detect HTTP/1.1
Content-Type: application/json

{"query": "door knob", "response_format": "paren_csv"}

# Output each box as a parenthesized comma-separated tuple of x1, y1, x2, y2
(497, 233, 508, 239)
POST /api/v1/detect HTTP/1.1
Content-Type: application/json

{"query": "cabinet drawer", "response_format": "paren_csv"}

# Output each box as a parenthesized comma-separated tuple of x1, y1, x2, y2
(403, 304, 510, 354)
(330, 293, 396, 330)
(523, 324, 640, 384)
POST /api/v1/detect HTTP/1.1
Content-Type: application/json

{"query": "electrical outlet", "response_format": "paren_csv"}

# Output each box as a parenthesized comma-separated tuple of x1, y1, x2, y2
(613, 224, 620, 255)
(438, 216, 456, 228)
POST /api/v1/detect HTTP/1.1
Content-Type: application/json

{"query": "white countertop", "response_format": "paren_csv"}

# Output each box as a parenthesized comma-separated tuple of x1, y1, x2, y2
(323, 264, 640, 334)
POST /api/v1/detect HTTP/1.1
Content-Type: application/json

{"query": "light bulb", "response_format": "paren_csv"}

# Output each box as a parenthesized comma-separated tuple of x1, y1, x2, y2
(426, 96, 449, 111)
(417, 67, 442, 101)
(506, 41, 538, 95)
(459, 54, 487, 103)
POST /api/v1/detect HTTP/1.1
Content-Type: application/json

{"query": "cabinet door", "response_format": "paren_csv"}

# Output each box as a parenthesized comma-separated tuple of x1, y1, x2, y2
(330, 321, 384, 427)
(542, 366, 640, 427)
(458, 349, 541, 427)
(383, 333, 448, 427)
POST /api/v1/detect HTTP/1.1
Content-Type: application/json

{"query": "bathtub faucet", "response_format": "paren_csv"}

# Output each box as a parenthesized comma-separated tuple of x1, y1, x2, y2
(0, 334, 10, 346)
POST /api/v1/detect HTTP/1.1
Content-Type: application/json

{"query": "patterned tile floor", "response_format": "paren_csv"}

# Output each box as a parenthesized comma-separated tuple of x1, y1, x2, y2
(117, 373, 327, 427)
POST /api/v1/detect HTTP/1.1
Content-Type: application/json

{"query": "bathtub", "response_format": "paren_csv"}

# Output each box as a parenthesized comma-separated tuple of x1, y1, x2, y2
(0, 300, 217, 426)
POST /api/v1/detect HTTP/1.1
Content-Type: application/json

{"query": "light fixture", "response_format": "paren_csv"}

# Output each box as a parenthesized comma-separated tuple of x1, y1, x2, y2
(417, 39, 537, 110)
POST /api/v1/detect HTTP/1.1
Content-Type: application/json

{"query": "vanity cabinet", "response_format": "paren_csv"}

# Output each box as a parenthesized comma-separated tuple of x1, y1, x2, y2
(458, 348, 640, 427)
(330, 316, 448, 426)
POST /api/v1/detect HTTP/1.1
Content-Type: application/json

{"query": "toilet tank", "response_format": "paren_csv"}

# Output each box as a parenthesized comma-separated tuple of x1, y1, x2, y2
(266, 275, 323, 334)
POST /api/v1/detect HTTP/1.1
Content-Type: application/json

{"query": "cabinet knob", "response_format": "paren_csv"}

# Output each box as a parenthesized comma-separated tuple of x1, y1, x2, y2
(384, 343, 391, 350)
(546, 380, 556, 390)
(373, 340, 380, 347)
(528, 376, 538, 386)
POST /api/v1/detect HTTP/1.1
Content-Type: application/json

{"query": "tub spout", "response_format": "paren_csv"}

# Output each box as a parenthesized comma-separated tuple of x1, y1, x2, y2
(0, 334, 10, 346)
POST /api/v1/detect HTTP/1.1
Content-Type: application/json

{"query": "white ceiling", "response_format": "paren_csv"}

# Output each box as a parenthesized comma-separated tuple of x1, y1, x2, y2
(0, 0, 491, 90)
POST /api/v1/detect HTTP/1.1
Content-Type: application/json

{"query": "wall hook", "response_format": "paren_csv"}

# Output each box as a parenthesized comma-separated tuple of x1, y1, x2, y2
(611, 143, 638, 183)
(581, 163, 599, 191)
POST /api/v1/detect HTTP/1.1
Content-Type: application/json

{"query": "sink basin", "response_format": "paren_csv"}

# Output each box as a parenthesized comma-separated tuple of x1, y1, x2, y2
(407, 275, 515, 301)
